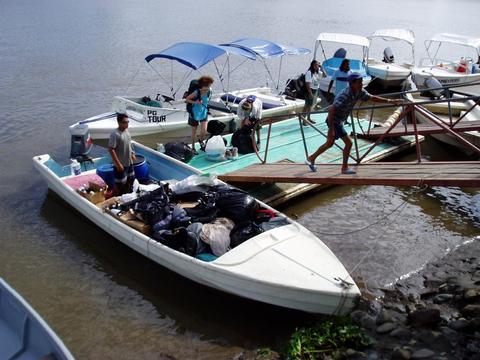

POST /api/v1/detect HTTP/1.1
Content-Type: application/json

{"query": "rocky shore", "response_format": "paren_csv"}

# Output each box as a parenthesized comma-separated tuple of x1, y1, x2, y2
(348, 238, 480, 360)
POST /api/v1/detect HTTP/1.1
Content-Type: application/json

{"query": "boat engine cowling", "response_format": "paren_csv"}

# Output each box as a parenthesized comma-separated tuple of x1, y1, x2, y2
(383, 47, 394, 63)
(70, 123, 93, 159)
(425, 77, 445, 98)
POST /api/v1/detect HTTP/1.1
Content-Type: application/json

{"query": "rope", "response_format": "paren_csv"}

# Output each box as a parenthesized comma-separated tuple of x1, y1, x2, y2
(314, 182, 428, 236)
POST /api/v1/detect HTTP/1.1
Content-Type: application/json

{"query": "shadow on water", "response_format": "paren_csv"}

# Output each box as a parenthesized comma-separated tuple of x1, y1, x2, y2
(39, 190, 313, 349)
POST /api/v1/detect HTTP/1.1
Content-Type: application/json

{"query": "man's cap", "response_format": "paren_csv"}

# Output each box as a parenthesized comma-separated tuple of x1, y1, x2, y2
(347, 73, 363, 83)
(246, 95, 257, 103)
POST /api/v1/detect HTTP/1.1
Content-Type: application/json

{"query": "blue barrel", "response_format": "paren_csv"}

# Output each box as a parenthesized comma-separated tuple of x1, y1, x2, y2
(133, 155, 149, 181)
(96, 163, 115, 188)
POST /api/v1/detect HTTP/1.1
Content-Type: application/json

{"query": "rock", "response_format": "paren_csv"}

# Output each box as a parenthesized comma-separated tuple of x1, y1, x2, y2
(468, 317, 480, 331)
(350, 310, 367, 325)
(376, 322, 396, 334)
(390, 327, 411, 339)
(448, 319, 470, 332)
(461, 304, 480, 318)
(432, 293, 453, 304)
(408, 308, 441, 328)
(465, 289, 480, 302)
(391, 348, 411, 360)
(361, 314, 377, 331)
(406, 304, 417, 314)
(376, 309, 393, 325)
(411, 348, 435, 359)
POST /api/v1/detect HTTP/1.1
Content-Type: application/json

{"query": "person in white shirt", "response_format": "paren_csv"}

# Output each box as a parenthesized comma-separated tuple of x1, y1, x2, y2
(301, 60, 323, 125)
(237, 95, 263, 146)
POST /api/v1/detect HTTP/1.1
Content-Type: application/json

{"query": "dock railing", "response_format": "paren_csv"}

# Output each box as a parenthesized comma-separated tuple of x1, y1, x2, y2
(252, 79, 480, 165)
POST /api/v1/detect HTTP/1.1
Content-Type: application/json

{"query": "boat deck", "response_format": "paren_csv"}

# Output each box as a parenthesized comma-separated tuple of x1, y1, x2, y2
(187, 114, 420, 204)
(219, 162, 480, 188)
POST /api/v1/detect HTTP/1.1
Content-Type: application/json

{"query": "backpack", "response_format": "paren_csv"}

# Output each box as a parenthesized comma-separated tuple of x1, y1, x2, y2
(183, 79, 211, 117)
(283, 73, 307, 100)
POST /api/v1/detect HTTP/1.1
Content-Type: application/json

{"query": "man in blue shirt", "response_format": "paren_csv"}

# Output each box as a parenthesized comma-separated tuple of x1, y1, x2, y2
(307, 73, 402, 174)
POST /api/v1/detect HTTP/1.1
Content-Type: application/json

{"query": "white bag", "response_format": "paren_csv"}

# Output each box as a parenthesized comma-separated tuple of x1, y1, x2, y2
(200, 217, 235, 256)
(205, 135, 226, 161)
(169, 174, 220, 193)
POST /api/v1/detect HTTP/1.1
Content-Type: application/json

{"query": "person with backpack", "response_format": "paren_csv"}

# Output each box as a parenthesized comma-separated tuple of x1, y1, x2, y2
(300, 60, 323, 126)
(237, 95, 262, 146)
(185, 75, 214, 155)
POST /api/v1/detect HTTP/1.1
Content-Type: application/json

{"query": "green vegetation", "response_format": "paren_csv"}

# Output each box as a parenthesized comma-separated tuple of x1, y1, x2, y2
(285, 317, 372, 359)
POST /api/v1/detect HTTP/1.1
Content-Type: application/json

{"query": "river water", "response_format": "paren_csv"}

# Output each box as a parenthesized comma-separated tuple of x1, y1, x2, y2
(1, 0, 479, 358)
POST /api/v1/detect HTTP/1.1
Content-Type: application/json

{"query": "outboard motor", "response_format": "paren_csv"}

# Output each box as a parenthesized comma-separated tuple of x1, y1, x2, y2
(425, 77, 445, 98)
(382, 47, 394, 63)
(333, 47, 347, 58)
(70, 123, 93, 159)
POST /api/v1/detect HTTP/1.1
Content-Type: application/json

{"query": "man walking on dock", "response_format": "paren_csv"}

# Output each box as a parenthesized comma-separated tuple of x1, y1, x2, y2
(307, 73, 401, 174)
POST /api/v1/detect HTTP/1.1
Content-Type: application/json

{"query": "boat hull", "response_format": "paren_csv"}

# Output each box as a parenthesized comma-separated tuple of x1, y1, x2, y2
(70, 88, 305, 141)
(405, 92, 480, 155)
(33, 144, 360, 314)
(0, 278, 74, 360)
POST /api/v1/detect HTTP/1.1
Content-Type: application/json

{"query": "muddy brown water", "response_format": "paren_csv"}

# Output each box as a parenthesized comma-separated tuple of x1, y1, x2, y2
(1, 0, 479, 358)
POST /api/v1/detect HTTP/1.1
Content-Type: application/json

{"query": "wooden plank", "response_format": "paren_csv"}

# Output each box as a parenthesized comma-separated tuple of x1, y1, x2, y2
(357, 120, 480, 139)
(219, 162, 480, 188)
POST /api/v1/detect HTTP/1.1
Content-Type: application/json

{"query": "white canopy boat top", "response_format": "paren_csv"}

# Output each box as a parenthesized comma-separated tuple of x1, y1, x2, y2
(366, 29, 415, 83)
(412, 33, 480, 87)
(314, 32, 371, 92)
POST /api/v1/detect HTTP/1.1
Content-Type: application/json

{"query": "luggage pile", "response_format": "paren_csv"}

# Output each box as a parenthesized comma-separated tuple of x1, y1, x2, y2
(99, 175, 290, 261)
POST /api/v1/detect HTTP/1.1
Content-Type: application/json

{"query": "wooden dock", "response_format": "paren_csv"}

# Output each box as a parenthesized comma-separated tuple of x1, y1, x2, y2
(357, 121, 480, 139)
(219, 162, 480, 187)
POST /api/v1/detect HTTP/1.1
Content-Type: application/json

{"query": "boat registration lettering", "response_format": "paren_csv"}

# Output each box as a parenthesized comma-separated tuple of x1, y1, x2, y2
(147, 110, 166, 123)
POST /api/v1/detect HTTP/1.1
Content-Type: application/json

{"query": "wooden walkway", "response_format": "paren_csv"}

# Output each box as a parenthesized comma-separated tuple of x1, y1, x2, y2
(219, 162, 480, 187)
(357, 120, 480, 139)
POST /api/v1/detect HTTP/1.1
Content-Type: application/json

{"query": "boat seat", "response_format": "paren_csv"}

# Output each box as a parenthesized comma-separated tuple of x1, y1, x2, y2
(220, 94, 282, 109)
(64, 173, 106, 190)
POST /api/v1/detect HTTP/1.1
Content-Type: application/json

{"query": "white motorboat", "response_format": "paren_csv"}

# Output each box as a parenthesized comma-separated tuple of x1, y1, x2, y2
(33, 142, 360, 314)
(314, 33, 372, 94)
(412, 33, 480, 88)
(69, 40, 309, 142)
(367, 29, 415, 88)
(404, 80, 480, 155)
(0, 277, 74, 360)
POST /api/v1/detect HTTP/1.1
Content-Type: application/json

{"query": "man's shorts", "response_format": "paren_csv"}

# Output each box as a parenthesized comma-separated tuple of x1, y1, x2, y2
(326, 119, 348, 140)
(188, 116, 208, 127)
(114, 164, 135, 185)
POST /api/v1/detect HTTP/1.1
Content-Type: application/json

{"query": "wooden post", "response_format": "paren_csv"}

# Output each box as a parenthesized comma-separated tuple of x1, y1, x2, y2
(411, 105, 422, 163)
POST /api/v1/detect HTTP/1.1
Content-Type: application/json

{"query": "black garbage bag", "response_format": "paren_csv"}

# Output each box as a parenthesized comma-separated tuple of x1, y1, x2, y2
(122, 186, 170, 226)
(231, 127, 257, 154)
(207, 119, 226, 136)
(214, 187, 259, 222)
(184, 198, 219, 224)
(230, 221, 264, 248)
(164, 142, 194, 163)
(153, 227, 198, 256)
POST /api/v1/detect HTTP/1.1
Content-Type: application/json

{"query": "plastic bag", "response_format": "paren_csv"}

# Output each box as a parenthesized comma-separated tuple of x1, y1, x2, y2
(230, 221, 264, 248)
(200, 217, 235, 256)
(214, 187, 259, 222)
(170, 174, 220, 193)
(153, 227, 198, 256)
(205, 135, 226, 161)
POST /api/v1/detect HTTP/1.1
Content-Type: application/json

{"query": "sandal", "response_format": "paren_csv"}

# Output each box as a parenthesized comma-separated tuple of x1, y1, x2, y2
(192, 148, 199, 156)
(305, 161, 317, 172)
(341, 168, 356, 174)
